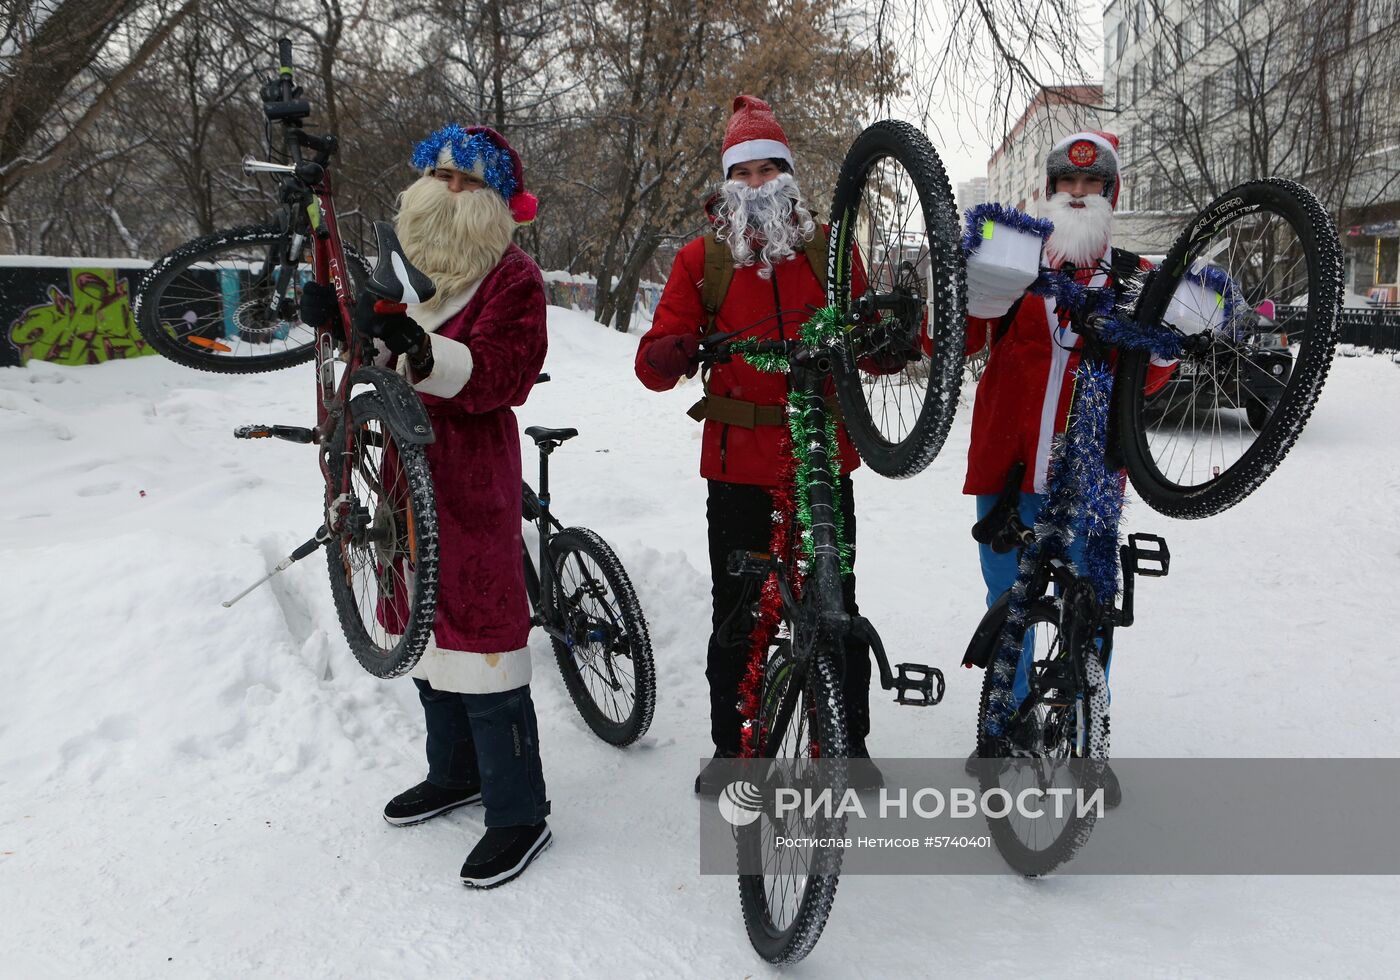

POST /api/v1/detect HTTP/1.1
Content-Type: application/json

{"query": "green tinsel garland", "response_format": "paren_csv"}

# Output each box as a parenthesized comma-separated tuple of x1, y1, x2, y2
(738, 305, 853, 575)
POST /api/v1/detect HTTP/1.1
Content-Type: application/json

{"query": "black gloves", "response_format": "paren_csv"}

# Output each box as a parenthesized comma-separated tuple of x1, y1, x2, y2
(352, 292, 429, 357)
(298, 280, 340, 331)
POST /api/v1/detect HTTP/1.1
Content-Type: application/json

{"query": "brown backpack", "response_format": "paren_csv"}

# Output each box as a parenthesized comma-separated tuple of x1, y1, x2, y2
(698, 226, 830, 332)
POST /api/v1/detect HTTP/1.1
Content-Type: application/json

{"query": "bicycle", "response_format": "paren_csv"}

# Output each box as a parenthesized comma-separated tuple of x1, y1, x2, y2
(696, 316, 947, 965)
(519, 415, 657, 747)
(136, 39, 443, 679)
(962, 177, 1341, 875)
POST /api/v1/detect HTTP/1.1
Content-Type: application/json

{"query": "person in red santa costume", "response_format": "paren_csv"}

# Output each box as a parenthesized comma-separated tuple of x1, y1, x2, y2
(962, 131, 1176, 804)
(302, 124, 551, 887)
(635, 96, 877, 796)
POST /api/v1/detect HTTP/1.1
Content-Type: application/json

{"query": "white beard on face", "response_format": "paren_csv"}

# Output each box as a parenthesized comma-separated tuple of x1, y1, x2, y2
(713, 172, 818, 279)
(1043, 191, 1113, 269)
(394, 174, 516, 313)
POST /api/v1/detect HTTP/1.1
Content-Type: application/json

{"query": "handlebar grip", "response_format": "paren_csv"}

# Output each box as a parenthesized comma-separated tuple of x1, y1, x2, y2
(278, 38, 293, 72)
(373, 300, 407, 315)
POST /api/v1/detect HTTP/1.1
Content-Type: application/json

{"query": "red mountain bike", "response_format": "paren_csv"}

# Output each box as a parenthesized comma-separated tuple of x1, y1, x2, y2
(134, 40, 440, 678)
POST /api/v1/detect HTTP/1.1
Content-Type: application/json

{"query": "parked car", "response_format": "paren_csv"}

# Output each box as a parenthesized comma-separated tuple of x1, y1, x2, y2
(1144, 298, 1293, 431)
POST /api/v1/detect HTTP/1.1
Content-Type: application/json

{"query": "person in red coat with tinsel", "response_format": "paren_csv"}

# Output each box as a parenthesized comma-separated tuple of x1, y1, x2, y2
(635, 96, 877, 796)
(303, 124, 551, 887)
(962, 131, 1177, 805)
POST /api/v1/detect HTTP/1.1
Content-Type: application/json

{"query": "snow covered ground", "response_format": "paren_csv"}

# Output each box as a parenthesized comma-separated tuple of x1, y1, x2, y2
(3, 308, 1398, 977)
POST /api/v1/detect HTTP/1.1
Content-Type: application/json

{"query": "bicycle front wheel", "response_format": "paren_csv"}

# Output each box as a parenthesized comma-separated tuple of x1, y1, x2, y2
(975, 598, 1110, 876)
(828, 120, 965, 478)
(325, 391, 439, 677)
(548, 527, 656, 746)
(1115, 179, 1342, 517)
(135, 224, 368, 374)
(738, 639, 848, 964)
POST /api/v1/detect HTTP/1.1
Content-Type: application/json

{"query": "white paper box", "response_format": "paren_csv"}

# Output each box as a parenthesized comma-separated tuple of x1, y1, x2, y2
(1163, 278, 1226, 335)
(965, 221, 1043, 317)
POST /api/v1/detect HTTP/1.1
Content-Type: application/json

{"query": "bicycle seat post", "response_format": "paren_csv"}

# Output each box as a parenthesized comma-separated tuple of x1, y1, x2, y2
(536, 440, 554, 524)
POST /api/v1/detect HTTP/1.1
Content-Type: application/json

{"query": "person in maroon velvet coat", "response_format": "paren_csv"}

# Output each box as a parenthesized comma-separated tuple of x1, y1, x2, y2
(308, 125, 551, 888)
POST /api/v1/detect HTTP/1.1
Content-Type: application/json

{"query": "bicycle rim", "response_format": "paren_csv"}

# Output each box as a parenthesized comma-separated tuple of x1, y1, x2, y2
(737, 638, 847, 964)
(828, 120, 965, 478)
(326, 392, 439, 677)
(1116, 178, 1342, 518)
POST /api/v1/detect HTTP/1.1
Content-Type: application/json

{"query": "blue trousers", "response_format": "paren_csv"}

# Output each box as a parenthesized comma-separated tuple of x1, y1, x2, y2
(416, 678, 551, 829)
(975, 493, 1104, 706)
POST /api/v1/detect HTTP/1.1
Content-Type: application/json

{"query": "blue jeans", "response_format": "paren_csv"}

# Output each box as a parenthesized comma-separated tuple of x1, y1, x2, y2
(975, 493, 1107, 706)
(416, 678, 551, 828)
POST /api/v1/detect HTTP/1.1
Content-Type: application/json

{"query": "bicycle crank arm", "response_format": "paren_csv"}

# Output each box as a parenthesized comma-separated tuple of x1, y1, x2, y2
(234, 424, 317, 444)
(221, 526, 331, 607)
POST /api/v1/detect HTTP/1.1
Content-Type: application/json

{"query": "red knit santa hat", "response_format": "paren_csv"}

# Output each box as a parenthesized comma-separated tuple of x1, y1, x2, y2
(721, 95, 795, 176)
(1045, 130, 1121, 207)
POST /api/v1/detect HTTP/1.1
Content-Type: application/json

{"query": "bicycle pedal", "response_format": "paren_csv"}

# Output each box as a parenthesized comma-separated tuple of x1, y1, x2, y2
(1124, 532, 1170, 577)
(726, 549, 774, 579)
(893, 662, 945, 707)
(234, 423, 315, 444)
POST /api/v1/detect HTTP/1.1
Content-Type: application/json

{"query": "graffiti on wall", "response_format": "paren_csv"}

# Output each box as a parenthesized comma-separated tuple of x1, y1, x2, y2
(4, 267, 153, 366)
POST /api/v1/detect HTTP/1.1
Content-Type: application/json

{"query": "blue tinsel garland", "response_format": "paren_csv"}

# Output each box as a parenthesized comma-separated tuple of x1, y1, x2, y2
(410, 125, 518, 200)
(961, 203, 1054, 256)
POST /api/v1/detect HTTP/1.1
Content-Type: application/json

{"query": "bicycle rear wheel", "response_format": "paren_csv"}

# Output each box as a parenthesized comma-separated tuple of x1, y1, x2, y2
(737, 636, 847, 964)
(975, 598, 1110, 876)
(325, 391, 439, 677)
(548, 527, 656, 746)
(828, 120, 965, 478)
(1115, 179, 1342, 517)
(135, 224, 368, 374)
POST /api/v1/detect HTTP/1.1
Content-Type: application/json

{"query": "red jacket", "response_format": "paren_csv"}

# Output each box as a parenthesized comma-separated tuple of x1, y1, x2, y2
(636, 231, 862, 487)
(402, 245, 548, 692)
(964, 254, 1175, 496)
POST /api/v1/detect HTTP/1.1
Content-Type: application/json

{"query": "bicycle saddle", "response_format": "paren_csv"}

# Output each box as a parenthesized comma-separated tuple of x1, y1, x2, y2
(365, 221, 437, 305)
(525, 426, 578, 445)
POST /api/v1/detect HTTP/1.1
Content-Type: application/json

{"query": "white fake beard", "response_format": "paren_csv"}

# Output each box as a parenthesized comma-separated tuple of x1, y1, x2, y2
(395, 175, 515, 312)
(1043, 191, 1113, 269)
(713, 172, 818, 279)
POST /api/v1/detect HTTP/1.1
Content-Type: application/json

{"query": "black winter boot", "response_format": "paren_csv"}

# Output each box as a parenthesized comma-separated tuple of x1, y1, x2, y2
(460, 822, 552, 889)
(383, 780, 482, 826)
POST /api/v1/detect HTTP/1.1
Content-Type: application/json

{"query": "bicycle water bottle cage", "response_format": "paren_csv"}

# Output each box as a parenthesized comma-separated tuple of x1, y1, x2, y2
(365, 221, 437, 305)
(1124, 532, 1170, 577)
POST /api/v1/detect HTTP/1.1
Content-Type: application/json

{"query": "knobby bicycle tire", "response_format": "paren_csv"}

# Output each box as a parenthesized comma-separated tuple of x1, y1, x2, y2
(1115, 178, 1342, 518)
(975, 597, 1110, 876)
(828, 120, 966, 478)
(135, 223, 369, 375)
(325, 391, 439, 677)
(738, 643, 848, 964)
(547, 527, 657, 746)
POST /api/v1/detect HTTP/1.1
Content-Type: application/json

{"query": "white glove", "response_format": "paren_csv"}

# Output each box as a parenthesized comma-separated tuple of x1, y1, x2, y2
(964, 209, 1046, 318)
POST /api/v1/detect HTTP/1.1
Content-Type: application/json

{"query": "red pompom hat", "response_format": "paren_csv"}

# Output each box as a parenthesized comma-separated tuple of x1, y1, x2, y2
(721, 95, 796, 176)
(1045, 130, 1121, 207)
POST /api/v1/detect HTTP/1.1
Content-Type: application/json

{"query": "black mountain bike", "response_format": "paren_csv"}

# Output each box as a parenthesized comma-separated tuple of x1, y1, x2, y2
(964, 177, 1340, 875)
(135, 40, 441, 678)
(520, 418, 656, 746)
(698, 317, 947, 965)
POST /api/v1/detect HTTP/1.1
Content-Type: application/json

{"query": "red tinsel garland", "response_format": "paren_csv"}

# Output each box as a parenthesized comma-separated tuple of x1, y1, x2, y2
(738, 422, 802, 758)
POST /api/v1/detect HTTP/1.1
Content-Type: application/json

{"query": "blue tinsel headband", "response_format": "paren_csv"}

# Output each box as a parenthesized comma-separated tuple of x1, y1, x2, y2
(411, 124, 518, 201)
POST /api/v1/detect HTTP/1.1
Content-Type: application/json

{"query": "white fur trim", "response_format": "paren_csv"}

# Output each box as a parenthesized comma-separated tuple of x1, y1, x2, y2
(723, 139, 795, 174)
(1050, 132, 1120, 170)
(409, 639, 532, 694)
(407, 281, 481, 333)
(432, 146, 488, 177)
(411, 332, 474, 399)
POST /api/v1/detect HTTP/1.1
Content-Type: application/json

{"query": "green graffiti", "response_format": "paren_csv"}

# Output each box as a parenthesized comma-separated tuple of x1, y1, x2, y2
(9, 268, 154, 365)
